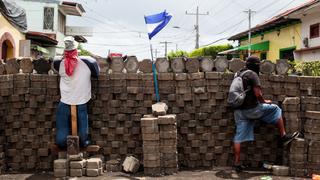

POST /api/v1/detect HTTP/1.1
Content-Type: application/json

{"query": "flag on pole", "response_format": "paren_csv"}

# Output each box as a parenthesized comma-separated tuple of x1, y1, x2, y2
(144, 10, 172, 40)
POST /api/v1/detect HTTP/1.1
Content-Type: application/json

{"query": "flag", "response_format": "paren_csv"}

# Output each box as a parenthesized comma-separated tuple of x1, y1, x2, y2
(144, 10, 172, 40)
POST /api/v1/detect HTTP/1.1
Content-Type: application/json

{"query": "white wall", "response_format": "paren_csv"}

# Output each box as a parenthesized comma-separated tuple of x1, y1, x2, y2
(301, 12, 320, 48)
(294, 50, 320, 61)
(16, 0, 59, 34)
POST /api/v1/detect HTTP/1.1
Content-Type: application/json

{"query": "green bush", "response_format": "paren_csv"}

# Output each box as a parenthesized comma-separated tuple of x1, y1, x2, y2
(168, 44, 233, 59)
(292, 61, 320, 76)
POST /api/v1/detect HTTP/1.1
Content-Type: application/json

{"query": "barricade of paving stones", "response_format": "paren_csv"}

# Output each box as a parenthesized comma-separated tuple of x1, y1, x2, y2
(1, 71, 320, 176)
(1, 74, 58, 171)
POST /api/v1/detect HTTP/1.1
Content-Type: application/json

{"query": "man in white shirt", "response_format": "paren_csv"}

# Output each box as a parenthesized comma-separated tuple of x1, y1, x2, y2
(53, 36, 99, 148)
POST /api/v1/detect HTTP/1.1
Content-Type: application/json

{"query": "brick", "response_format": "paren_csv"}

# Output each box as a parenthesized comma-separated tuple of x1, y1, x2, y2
(54, 159, 68, 169)
(142, 133, 160, 141)
(141, 117, 158, 127)
(306, 111, 320, 120)
(70, 160, 86, 169)
(122, 156, 140, 173)
(68, 153, 83, 161)
(54, 169, 67, 177)
(67, 135, 80, 155)
(87, 158, 102, 169)
(152, 102, 168, 116)
(188, 72, 204, 80)
(38, 148, 48, 156)
(272, 165, 289, 176)
(70, 168, 83, 177)
(144, 160, 160, 167)
(175, 73, 187, 80)
(158, 73, 174, 80)
(86, 169, 99, 177)
(205, 72, 221, 79)
(158, 114, 176, 125)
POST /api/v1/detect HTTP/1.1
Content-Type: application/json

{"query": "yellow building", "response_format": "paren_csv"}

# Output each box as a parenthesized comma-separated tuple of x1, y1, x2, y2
(0, 4, 26, 60)
(221, 0, 318, 62)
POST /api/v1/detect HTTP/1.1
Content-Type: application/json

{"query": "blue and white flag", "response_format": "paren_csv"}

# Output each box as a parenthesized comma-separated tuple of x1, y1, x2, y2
(144, 10, 172, 40)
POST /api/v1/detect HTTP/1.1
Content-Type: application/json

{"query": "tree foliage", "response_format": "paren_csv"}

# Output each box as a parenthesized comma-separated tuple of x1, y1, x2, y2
(168, 44, 233, 59)
(78, 44, 91, 56)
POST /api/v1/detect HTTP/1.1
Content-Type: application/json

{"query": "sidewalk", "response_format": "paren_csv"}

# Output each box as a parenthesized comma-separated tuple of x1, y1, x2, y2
(0, 167, 309, 180)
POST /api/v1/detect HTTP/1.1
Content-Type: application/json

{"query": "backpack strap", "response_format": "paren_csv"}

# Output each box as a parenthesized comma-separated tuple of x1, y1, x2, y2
(238, 69, 251, 78)
(238, 70, 252, 92)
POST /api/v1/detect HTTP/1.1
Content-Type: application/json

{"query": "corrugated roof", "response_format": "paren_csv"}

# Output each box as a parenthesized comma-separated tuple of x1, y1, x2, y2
(228, 0, 319, 40)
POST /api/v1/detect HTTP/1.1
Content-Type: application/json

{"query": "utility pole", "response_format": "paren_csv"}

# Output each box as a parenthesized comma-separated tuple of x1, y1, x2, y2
(244, 9, 256, 57)
(186, 6, 209, 49)
(153, 49, 161, 58)
(176, 43, 178, 51)
(160, 41, 172, 57)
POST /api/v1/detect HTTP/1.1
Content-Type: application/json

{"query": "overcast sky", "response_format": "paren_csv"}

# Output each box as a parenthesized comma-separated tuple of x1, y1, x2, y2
(67, 0, 309, 59)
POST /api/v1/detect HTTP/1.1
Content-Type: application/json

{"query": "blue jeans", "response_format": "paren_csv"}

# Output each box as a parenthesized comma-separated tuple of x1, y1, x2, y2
(233, 103, 282, 143)
(56, 102, 89, 148)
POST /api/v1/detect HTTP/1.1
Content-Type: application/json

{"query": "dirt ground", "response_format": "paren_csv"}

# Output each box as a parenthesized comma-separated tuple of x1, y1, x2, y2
(0, 167, 311, 180)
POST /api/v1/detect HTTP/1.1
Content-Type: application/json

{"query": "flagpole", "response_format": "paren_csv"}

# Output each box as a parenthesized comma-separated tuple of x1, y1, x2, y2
(149, 42, 160, 102)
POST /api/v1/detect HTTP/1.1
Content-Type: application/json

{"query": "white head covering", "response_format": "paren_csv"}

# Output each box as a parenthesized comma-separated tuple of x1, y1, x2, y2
(64, 36, 79, 51)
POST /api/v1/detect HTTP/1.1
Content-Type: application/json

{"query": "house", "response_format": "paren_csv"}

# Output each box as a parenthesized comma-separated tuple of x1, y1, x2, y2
(288, 1, 320, 61)
(220, 0, 319, 61)
(15, 0, 86, 57)
(0, 0, 27, 61)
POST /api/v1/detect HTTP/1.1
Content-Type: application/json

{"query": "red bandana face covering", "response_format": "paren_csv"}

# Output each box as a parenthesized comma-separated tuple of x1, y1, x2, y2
(64, 49, 78, 76)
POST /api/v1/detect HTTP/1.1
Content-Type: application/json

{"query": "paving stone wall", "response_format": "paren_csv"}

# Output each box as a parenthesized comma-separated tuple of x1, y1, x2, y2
(0, 72, 320, 174)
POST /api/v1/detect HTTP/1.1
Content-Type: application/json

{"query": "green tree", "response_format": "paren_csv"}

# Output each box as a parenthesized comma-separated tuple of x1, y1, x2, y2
(168, 44, 233, 59)
(189, 44, 233, 59)
(168, 50, 189, 59)
(78, 44, 91, 56)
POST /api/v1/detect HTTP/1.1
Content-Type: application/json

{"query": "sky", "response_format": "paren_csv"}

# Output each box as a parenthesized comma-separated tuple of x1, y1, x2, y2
(67, 0, 310, 59)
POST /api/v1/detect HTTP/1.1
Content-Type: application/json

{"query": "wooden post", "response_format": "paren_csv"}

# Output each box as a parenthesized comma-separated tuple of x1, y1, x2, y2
(71, 105, 77, 136)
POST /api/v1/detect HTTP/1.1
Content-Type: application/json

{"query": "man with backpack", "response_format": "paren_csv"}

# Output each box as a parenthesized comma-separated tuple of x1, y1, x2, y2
(228, 56, 299, 172)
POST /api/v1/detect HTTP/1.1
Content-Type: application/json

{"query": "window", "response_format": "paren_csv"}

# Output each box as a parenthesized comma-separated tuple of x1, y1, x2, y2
(58, 11, 66, 34)
(43, 7, 54, 30)
(260, 52, 267, 60)
(310, 23, 319, 39)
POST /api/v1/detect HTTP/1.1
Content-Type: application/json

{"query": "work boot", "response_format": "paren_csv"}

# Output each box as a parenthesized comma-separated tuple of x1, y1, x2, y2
(281, 132, 300, 146)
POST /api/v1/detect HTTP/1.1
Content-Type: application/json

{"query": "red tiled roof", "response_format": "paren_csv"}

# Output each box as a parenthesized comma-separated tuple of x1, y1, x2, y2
(229, 0, 319, 40)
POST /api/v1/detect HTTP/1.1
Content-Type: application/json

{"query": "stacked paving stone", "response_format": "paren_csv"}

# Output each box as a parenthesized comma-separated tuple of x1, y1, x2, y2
(1, 60, 320, 177)
(91, 74, 144, 162)
(141, 115, 161, 175)
(158, 114, 178, 174)
(3, 74, 58, 171)
(289, 138, 307, 177)
(283, 97, 301, 134)
(141, 103, 178, 175)
(305, 111, 320, 176)
(86, 158, 103, 177)
(54, 159, 69, 177)
(69, 155, 86, 177)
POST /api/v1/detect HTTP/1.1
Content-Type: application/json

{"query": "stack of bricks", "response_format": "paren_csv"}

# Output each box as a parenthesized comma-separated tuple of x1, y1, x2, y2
(289, 138, 307, 177)
(54, 159, 69, 178)
(305, 111, 320, 176)
(141, 115, 161, 175)
(86, 158, 103, 177)
(158, 115, 178, 174)
(141, 102, 178, 175)
(282, 97, 301, 134)
(69, 156, 86, 177)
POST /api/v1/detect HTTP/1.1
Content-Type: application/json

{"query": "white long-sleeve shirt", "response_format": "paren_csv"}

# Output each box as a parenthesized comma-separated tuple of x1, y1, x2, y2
(53, 56, 100, 105)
